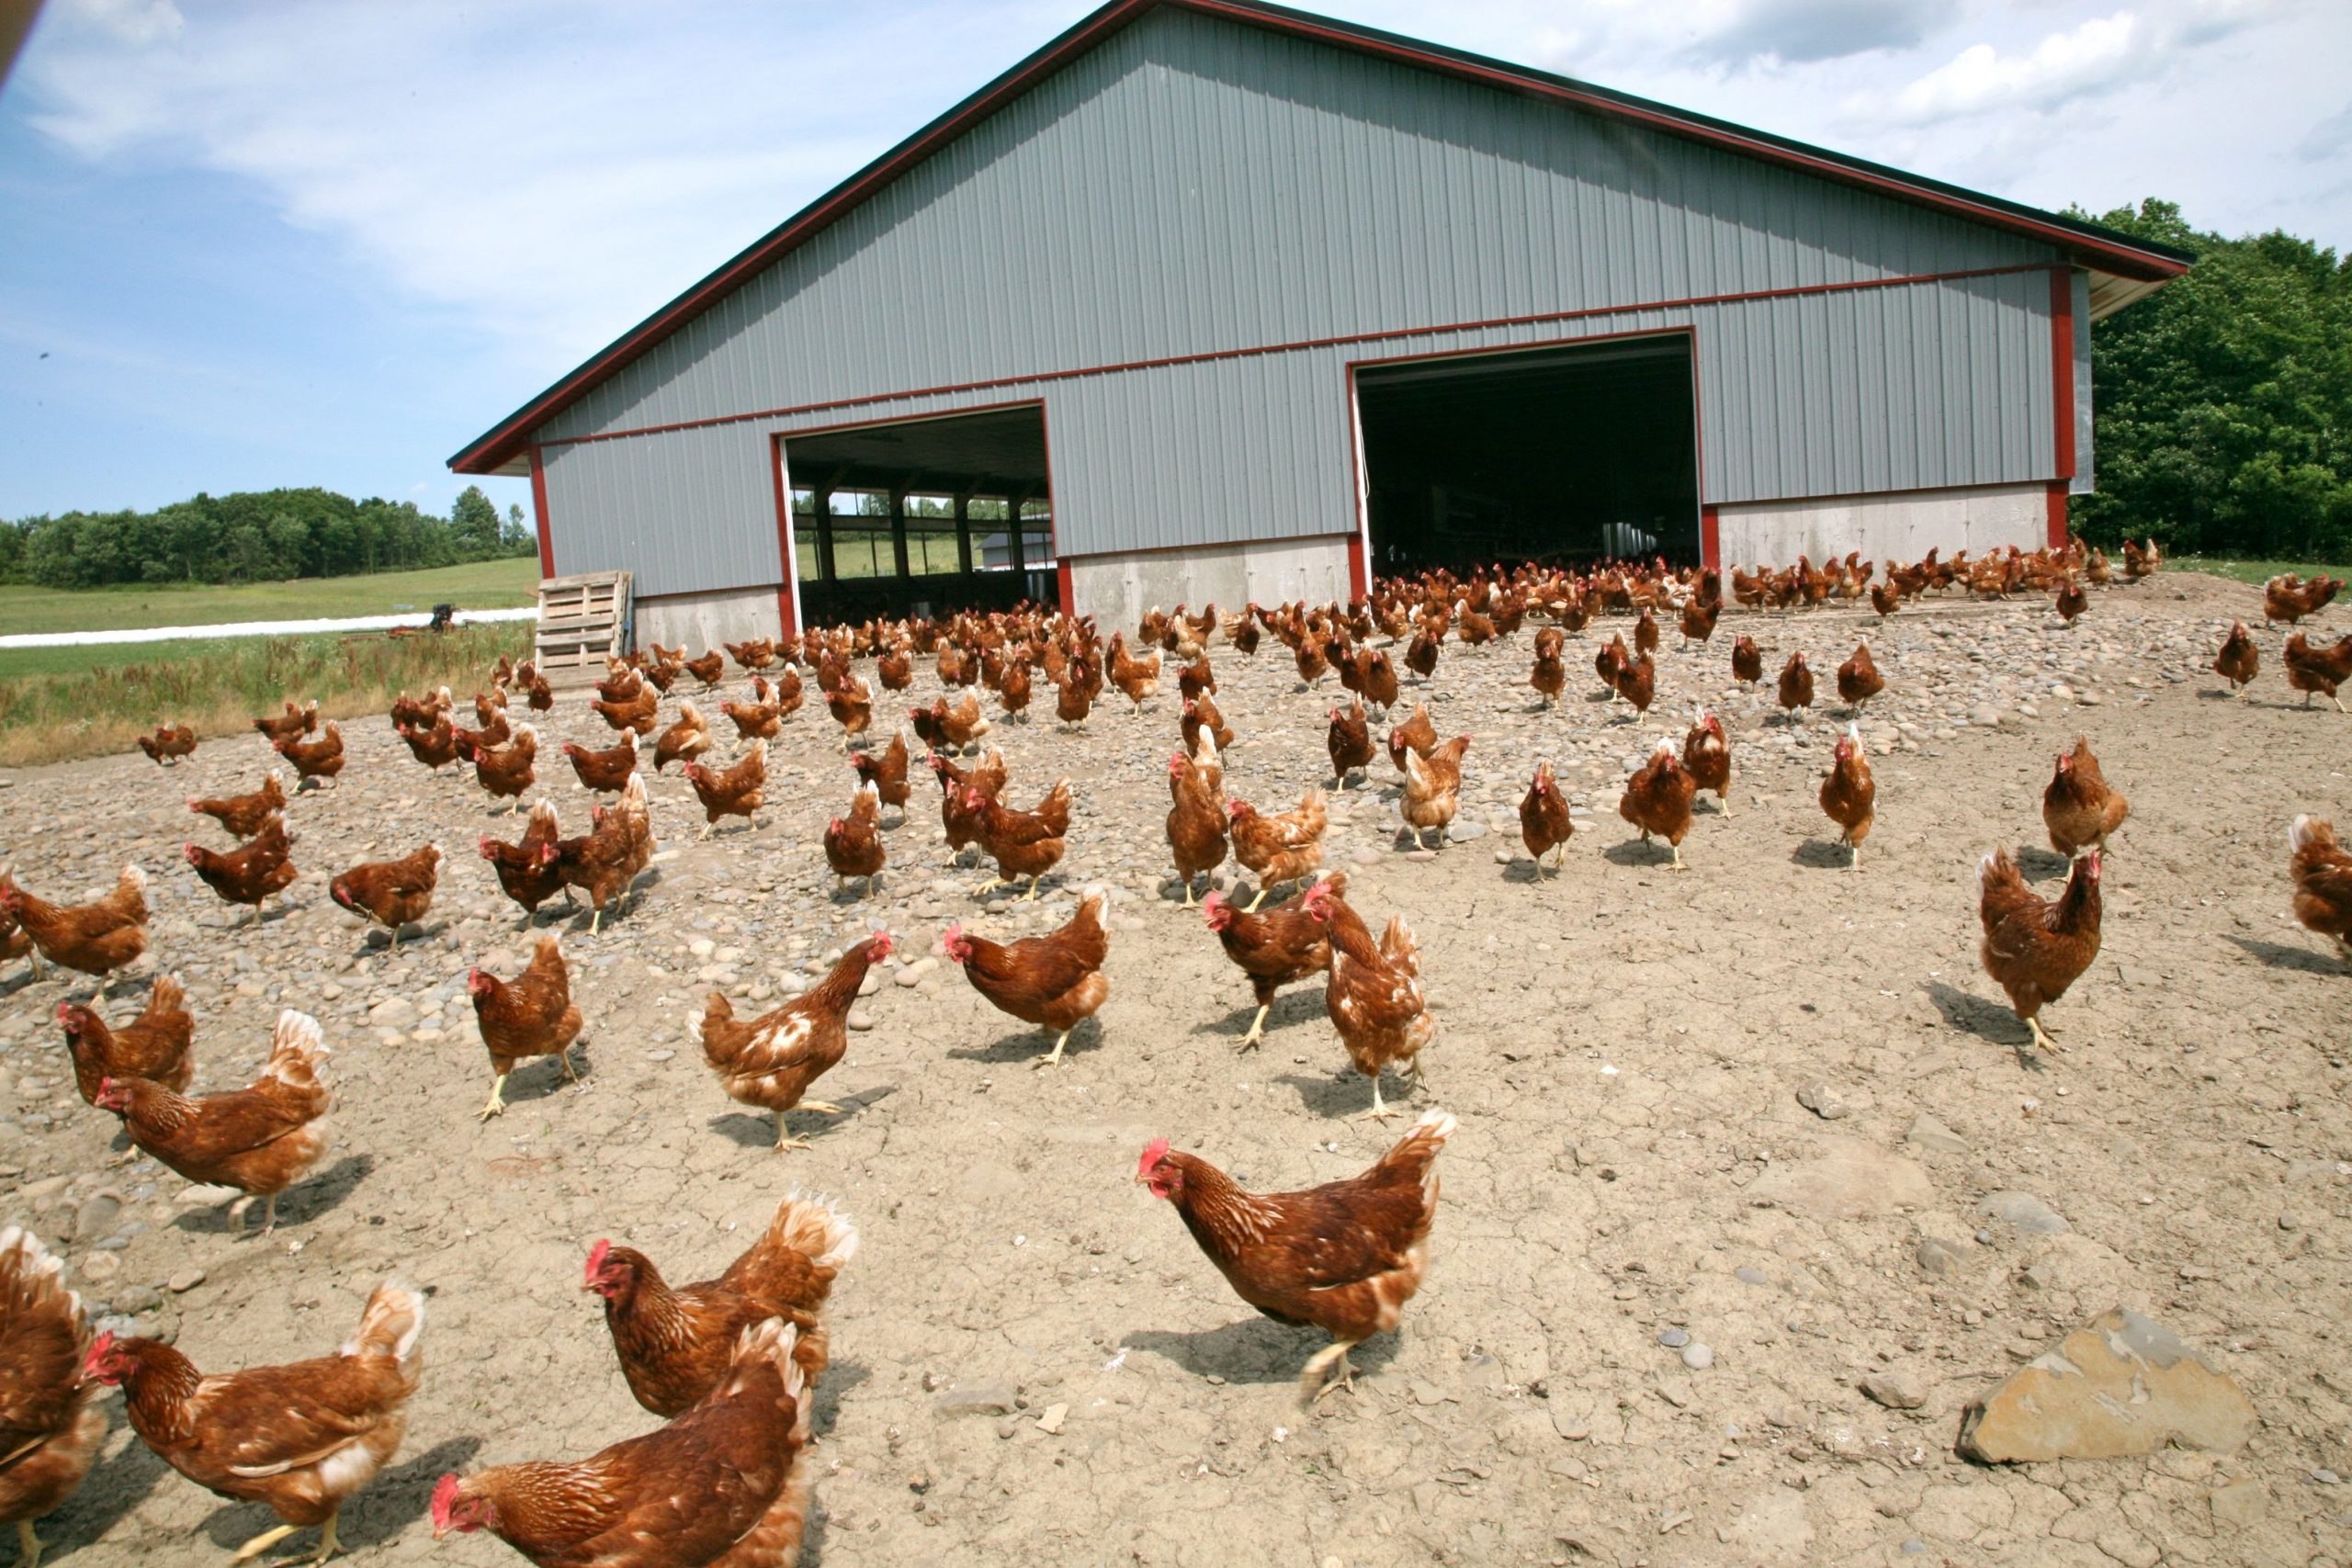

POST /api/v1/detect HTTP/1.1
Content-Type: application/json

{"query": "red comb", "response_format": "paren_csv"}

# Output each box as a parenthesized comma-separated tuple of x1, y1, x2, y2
(1137, 1138, 1171, 1177)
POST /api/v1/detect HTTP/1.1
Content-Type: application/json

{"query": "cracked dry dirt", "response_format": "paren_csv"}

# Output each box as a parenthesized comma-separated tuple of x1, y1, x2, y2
(2, 567, 2347, 1567)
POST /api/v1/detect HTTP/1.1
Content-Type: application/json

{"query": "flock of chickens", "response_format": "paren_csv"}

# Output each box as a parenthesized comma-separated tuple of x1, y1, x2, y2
(4, 535, 2352, 1566)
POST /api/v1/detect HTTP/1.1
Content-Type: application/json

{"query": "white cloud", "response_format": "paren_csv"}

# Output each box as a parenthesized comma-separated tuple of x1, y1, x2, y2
(1878, 12, 2149, 125)
(59, 0, 183, 47)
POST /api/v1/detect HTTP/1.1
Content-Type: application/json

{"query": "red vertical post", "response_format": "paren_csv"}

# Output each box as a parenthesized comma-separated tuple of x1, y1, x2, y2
(528, 446, 555, 578)
(1056, 558, 1075, 619)
(2048, 266, 2076, 549)
(1700, 506, 1721, 572)
(767, 434, 798, 640)
(1345, 532, 1368, 597)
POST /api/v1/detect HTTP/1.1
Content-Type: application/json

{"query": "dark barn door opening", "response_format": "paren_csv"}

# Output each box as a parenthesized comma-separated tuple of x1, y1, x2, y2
(784, 405, 1056, 626)
(1356, 336, 1701, 576)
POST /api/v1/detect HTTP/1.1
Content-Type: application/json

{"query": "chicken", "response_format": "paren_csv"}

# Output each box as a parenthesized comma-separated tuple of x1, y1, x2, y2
(0, 866, 149, 992)
(967, 780, 1071, 900)
(519, 670, 554, 711)
(1204, 878, 1333, 1048)
(1327, 701, 1374, 787)
(252, 700, 317, 745)
(480, 802, 571, 926)
(849, 730, 911, 817)
(818, 671, 870, 751)
(274, 722, 345, 788)
(1181, 694, 1235, 757)
(2042, 737, 2130, 858)
(329, 843, 442, 950)
(943, 891, 1110, 1067)
(56, 975, 195, 1105)
(398, 715, 462, 772)
(1166, 750, 1229, 908)
(95, 1010, 331, 1235)
(724, 637, 777, 673)
(1979, 848, 2102, 1059)
(2041, 733, 2135, 860)
(1818, 722, 1875, 870)
(1138, 1108, 1452, 1403)
(1618, 739, 1697, 871)
(1519, 761, 1571, 874)
(1399, 735, 1469, 850)
(692, 934, 889, 1145)
(1731, 635, 1763, 686)
(138, 723, 197, 765)
(1594, 632, 1628, 699)
(2214, 621, 2260, 697)
(185, 812, 298, 927)
(469, 725, 538, 812)
(561, 731, 639, 795)
(683, 649, 726, 689)
(1385, 704, 1438, 773)
(590, 685, 658, 737)
(822, 783, 886, 897)
(1303, 877, 1434, 1120)
(2054, 578, 2088, 625)
(2284, 632, 2352, 711)
(1776, 652, 1814, 722)
(453, 706, 513, 756)
(1528, 627, 1566, 706)
(1403, 629, 1439, 682)
(1836, 642, 1883, 712)
(1870, 580, 1901, 621)
(469, 932, 586, 1120)
(431, 1315, 814, 1568)
(998, 657, 1033, 721)
(1228, 788, 1328, 910)
(1109, 635, 1161, 713)
(0, 1228, 104, 1568)
(557, 774, 653, 932)
(723, 679, 783, 740)
(1293, 637, 1330, 689)
(1611, 650, 1656, 716)
(85, 1280, 423, 1565)
(922, 691, 993, 750)
(2289, 816, 2352, 962)
(684, 740, 767, 838)
(188, 772, 287, 840)
(1682, 710, 1734, 817)
(2265, 573, 2344, 626)
(931, 750, 1006, 859)
(1679, 597, 1721, 646)
(584, 1193, 854, 1417)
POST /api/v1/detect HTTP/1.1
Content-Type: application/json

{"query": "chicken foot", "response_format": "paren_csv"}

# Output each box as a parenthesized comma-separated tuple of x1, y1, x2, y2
(1352, 1073, 1399, 1121)
(19, 1518, 42, 1568)
(1299, 1338, 1363, 1405)
(1237, 1005, 1270, 1050)
(1032, 1029, 1074, 1069)
(479, 1073, 512, 1121)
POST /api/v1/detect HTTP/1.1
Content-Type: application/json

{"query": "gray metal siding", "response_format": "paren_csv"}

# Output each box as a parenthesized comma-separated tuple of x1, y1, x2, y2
(541, 423, 778, 598)
(535, 5, 2067, 584)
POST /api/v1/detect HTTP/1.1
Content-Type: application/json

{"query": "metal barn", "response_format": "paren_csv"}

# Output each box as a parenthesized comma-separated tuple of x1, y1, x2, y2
(449, 0, 2191, 649)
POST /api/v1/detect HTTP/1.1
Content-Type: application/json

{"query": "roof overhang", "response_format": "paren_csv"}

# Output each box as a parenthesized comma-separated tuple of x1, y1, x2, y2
(451, 0, 2192, 476)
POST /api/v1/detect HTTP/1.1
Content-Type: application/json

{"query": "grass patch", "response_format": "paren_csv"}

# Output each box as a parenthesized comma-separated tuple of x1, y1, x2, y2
(0, 624, 533, 770)
(2170, 556, 2352, 587)
(0, 558, 540, 637)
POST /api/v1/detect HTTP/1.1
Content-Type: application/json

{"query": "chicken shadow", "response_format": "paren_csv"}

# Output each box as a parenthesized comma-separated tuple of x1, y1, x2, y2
(2014, 846, 2074, 882)
(1923, 979, 2027, 1048)
(707, 1086, 895, 1150)
(1273, 1070, 1396, 1119)
(1189, 990, 1326, 1044)
(946, 1019, 1105, 1067)
(1789, 839, 1851, 871)
(810, 1358, 870, 1440)
(1125, 1317, 1400, 1388)
(171, 1153, 376, 1237)
(2223, 933, 2346, 976)
(196, 1435, 483, 1556)
(1600, 839, 1676, 869)
(493, 1049, 593, 1113)
(46, 1428, 175, 1562)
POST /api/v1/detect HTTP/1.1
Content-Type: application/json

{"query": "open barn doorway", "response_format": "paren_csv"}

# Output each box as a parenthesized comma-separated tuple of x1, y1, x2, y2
(1354, 334, 1701, 576)
(781, 403, 1056, 626)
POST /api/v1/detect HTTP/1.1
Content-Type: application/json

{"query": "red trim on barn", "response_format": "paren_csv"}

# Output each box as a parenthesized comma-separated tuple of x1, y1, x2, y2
(766, 433, 799, 640)
(2049, 266, 2077, 482)
(1344, 531, 1368, 597)
(527, 446, 554, 577)
(1056, 558, 1075, 618)
(1700, 508, 1721, 572)
(2045, 481, 2069, 551)
(449, 0, 2188, 478)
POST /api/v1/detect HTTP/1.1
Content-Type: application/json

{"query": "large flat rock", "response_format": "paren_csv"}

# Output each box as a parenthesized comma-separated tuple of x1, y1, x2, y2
(1958, 1308, 2256, 1462)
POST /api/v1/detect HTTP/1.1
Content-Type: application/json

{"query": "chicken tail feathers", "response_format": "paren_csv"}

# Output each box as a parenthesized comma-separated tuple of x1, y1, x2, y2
(0, 1224, 83, 1342)
(343, 1279, 427, 1365)
(2291, 814, 2335, 855)
(266, 1010, 331, 1086)
(1374, 1107, 1456, 1191)
(762, 1190, 862, 1275)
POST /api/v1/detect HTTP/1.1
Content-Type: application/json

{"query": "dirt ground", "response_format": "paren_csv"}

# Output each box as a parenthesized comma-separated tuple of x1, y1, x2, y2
(2, 568, 2347, 1568)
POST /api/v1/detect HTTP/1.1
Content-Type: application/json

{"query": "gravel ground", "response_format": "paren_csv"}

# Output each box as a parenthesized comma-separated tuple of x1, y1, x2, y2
(1, 567, 2346, 1568)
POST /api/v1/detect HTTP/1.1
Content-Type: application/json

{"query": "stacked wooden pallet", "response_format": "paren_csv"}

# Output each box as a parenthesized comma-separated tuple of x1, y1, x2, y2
(534, 570, 632, 689)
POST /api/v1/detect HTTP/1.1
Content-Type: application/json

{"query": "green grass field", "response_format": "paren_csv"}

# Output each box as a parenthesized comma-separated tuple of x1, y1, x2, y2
(2171, 555, 2350, 587)
(0, 558, 539, 637)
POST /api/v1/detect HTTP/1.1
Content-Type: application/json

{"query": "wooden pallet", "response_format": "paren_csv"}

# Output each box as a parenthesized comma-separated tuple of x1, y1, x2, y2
(535, 570, 632, 688)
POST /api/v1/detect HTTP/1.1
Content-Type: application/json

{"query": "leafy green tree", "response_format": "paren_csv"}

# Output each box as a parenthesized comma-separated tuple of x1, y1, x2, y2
(450, 485, 503, 558)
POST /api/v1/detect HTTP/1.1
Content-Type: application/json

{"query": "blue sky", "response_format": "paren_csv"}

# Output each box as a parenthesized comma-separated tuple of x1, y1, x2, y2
(2, 0, 2346, 526)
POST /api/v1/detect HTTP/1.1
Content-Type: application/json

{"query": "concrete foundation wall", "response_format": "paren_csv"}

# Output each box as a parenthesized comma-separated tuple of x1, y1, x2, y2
(635, 585, 783, 654)
(1716, 483, 2047, 570)
(1068, 535, 1352, 633)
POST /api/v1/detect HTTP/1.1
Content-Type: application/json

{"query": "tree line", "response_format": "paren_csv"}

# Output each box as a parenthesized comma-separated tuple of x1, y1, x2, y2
(2075, 199, 2350, 563)
(0, 485, 535, 589)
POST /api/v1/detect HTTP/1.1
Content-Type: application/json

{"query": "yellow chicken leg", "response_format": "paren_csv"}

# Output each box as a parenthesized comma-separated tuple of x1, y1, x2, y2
(1668, 843, 1687, 873)
(774, 1117, 812, 1152)
(19, 1518, 42, 1568)
(1180, 877, 1198, 908)
(1244, 885, 1271, 913)
(1033, 1029, 1072, 1068)
(1023, 874, 1044, 901)
(1353, 1073, 1398, 1121)
(479, 1073, 510, 1121)
(308, 1509, 342, 1564)
(2023, 1014, 2065, 1055)
(232, 1524, 299, 1562)
(558, 1045, 579, 1082)
(797, 1100, 843, 1116)
(1237, 1005, 1270, 1050)
(1299, 1338, 1363, 1404)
